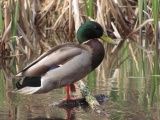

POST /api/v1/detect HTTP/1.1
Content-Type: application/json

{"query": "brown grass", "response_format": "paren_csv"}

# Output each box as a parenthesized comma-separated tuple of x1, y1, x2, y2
(0, 0, 157, 78)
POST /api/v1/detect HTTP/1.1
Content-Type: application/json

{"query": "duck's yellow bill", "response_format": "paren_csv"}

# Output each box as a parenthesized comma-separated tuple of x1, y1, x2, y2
(100, 34, 116, 44)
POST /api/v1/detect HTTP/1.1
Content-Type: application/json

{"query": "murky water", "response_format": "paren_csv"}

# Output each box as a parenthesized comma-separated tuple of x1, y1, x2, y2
(0, 55, 160, 120)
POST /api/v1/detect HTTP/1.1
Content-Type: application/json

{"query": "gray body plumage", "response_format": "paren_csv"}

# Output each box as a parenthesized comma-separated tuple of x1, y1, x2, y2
(16, 40, 104, 94)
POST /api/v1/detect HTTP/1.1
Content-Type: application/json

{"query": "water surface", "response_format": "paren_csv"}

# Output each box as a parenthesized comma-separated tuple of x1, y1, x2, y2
(0, 55, 159, 120)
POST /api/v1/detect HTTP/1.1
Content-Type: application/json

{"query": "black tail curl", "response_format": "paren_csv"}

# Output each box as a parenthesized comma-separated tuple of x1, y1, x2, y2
(16, 77, 41, 89)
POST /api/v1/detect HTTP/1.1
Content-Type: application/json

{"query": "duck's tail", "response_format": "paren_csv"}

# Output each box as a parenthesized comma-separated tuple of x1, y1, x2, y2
(16, 77, 41, 89)
(15, 77, 42, 94)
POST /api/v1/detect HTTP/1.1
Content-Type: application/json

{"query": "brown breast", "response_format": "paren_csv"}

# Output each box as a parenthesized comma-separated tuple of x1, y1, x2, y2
(83, 39, 105, 70)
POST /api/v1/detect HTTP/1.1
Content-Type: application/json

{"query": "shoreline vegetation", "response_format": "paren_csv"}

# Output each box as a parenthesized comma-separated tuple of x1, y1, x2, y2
(0, 0, 160, 108)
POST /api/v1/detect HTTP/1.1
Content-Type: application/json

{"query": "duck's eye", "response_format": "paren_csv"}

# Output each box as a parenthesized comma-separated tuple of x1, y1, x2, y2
(94, 26, 97, 29)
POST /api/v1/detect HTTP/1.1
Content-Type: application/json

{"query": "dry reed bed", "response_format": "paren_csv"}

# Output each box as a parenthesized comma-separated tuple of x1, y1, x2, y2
(0, 0, 158, 82)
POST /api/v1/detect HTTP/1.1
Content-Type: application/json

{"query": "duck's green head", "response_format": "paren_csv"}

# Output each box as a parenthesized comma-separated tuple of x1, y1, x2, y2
(77, 21, 115, 44)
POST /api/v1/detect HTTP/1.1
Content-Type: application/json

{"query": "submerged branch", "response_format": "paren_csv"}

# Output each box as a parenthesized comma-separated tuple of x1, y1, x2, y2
(77, 80, 108, 116)
(50, 80, 109, 116)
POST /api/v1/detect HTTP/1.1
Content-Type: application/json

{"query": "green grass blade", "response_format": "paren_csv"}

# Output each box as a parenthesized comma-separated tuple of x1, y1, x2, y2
(11, 0, 19, 49)
(87, 70, 96, 90)
(138, 0, 143, 26)
(150, 53, 159, 106)
(152, 0, 159, 49)
(118, 40, 128, 101)
(83, 0, 89, 16)
(153, 53, 159, 101)
(83, 0, 94, 18)
(0, 70, 5, 106)
(0, 3, 3, 35)
(149, 0, 159, 106)
(88, 0, 94, 18)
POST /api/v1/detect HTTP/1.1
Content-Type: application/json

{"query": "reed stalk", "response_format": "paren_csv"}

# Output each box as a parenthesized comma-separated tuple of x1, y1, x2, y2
(0, 3, 3, 35)
(11, 0, 19, 51)
(150, 0, 159, 106)
(83, 0, 94, 18)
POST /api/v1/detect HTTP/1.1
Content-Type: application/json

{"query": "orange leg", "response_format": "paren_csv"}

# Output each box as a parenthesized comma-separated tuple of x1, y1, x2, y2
(65, 84, 76, 100)
(65, 86, 71, 100)
(70, 83, 76, 92)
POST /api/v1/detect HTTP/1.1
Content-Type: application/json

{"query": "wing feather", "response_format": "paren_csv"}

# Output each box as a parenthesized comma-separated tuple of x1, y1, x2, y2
(16, 43, 83, 77)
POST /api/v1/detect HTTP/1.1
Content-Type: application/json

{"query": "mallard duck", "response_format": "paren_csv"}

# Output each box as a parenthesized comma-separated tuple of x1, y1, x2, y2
(16, 21, 115, 100)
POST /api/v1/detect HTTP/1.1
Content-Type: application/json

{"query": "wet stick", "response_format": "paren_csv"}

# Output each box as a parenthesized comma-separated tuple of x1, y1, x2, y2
(77, 80, 108, 116)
